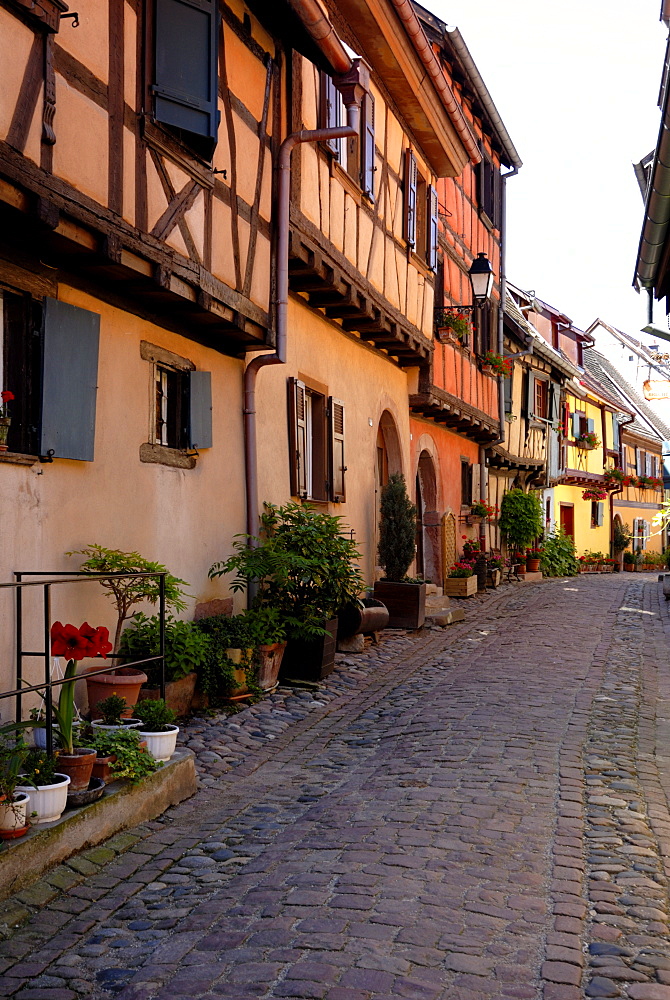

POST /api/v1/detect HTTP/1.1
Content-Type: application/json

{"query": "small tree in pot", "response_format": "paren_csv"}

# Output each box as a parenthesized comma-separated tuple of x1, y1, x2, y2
(373, 474, 425, 629)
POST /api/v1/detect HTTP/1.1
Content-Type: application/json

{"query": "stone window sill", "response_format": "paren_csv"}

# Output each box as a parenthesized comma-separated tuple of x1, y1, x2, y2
(0, 452, 38, 466)
(139, 443, 196, 469)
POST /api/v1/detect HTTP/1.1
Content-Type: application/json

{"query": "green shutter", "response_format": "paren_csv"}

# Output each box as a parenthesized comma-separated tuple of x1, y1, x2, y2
(40, 298, 100, 461)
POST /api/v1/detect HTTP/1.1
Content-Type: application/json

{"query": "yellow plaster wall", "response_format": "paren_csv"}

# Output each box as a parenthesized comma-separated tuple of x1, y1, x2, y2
(0, 285, 248, 696)
(553, 484, 610, 556)
(255, 297, 411, 583)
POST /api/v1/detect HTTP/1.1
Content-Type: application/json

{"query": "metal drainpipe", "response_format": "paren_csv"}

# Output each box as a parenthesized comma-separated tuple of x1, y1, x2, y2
(243, 106, 360, 546)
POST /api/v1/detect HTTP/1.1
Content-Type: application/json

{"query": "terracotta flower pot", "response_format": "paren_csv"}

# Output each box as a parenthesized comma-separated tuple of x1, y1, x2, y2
(56, 747, 97, 793)
(137, 671, 197, 716)
(526, 558, 541, 572)
(86, 667, 148, 720)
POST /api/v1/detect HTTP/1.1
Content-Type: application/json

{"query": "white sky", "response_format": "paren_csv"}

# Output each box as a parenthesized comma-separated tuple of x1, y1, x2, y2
(429, 0, 668, 341)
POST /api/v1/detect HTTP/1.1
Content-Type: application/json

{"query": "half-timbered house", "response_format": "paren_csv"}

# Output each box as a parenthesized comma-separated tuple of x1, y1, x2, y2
(0, 0, 488, 684)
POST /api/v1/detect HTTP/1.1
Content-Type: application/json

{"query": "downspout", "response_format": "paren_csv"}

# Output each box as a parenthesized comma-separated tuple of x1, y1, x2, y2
(243, 63, 365, 544)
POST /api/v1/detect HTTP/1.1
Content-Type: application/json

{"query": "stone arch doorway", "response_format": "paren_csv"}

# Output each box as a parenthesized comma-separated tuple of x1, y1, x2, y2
(375, 410, 403, 571)
(416, 449, 440, 584)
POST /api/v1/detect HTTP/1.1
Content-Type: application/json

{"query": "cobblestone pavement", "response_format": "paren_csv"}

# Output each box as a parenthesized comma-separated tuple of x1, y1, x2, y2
(3, 574, 670, 1000)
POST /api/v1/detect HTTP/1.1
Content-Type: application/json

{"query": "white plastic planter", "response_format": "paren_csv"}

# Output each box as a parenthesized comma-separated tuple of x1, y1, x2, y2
(0, 792, 30, 833)
(139, 725, 179, 762)
(90, 719, 142, 733)
(16, 774, 70, 824)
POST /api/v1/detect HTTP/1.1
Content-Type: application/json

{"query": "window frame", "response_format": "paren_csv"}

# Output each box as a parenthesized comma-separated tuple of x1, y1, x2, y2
(288, 377, 346, 503)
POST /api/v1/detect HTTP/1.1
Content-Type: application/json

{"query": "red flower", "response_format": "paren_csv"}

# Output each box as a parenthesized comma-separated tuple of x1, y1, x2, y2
(50, 621, 111, 660)
(1, 391, 14, 402)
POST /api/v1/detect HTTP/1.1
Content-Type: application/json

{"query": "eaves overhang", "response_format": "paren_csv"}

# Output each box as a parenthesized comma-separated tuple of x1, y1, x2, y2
(329, 0, 478, 176)
(635, 33, 670, 292)
(410, 387, 499, 442)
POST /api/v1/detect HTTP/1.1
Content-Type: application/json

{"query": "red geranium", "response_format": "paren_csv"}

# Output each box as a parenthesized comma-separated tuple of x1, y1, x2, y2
(1, 391, 14, 402)
(50, 621, 112, 660)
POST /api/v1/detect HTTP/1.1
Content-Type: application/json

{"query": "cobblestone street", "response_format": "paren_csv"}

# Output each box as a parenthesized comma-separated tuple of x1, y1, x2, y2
(3, 574, 670, 1000)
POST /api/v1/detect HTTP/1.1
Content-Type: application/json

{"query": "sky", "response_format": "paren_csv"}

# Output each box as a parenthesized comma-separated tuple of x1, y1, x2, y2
(429, 0, 669, 341)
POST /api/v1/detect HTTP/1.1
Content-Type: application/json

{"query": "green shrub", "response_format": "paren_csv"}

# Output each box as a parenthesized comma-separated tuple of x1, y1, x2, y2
(498, 489, 543, 551)
(91, 728, 161, 782)
(539, 530, 578, 577)
(119, 613, 211, 684)
(134, 699, 176, 732)
(97, 694, 128, 726)
(377, 474, 417, 581)
(194, 614, 257, 700)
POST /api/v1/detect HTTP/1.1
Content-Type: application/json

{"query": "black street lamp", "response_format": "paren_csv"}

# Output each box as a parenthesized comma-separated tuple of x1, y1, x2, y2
(468, 252, 494, 305)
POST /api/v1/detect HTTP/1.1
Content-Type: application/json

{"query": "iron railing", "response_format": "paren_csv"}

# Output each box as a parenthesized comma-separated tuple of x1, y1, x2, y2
(0, 571, 166, 756)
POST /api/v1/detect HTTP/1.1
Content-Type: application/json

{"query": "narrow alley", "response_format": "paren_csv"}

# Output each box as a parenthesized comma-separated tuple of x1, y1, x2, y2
(2, 574, 670, 1000)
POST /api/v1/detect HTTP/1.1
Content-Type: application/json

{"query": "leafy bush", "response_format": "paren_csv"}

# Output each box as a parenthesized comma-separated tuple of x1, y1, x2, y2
(119, 613, 211, 684)
(67, 545, 189, 653)
(613, 521, 632, 552)
(91, 728, 161, 783)
(195, 614, 257, 700)
(377, 474, 417, 581)
(539, 530, 578, 577)
(210, 503, 362, 641)
(134, 699, 176, 733)
(97, 695, 128, 726)
(498, 489, 543, 550)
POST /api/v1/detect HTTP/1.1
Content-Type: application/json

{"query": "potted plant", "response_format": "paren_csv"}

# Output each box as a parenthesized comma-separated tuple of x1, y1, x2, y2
(623, 550, 635, 571)
(481, 351, 512, 377)
(195, 613, 259, 701)
(499, 489, 543, 567)
(435, 311, 471, 346)
(120, 613, 211, 714)
(67, 545, 190, 716)
(16, 749, 70, 824)
(0, 390, 14, 451)
(373, 474, 425, 629)
(247, 607, 287, 693)
(92, 728, 160, 784)
(470, 501, 498, 520)
(133, 699, 179, 761)
(90, 695, 142, 732)
(526, 548, 543, 573)
(575, 430, 600, 449)
(0, 723, 32, 838)
(444, 562, 477, 598)
(486, 556, 503, 588)
(210, 502, 363, 682)
(47, 622, 112, 791)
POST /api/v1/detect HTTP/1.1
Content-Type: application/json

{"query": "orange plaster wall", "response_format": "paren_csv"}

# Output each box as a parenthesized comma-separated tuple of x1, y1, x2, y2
(409, 415, 479, 518)
(433, 342, 499, 420)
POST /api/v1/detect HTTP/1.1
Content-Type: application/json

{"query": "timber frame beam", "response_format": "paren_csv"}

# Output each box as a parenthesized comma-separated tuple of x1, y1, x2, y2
(409, 387, 499, 443)
(0, 143, 270, 354)
(288, 223, 433, 365)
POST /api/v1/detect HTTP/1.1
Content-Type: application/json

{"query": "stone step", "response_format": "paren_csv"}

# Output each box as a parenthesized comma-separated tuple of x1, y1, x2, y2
(427, 608, 466, 627)
(426, 594, 451, 610)
(425, 584, 443, 597)
(517, 571, 543, 584)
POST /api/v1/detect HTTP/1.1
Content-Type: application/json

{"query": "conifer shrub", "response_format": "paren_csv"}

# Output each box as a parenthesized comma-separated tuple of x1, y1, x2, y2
(377, 474, 417, 581)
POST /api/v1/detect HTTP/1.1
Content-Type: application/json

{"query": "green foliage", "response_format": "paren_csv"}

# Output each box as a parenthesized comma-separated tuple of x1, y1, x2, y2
(613, 521, 632, 553)
(20, 747, 59, 787)
(623, 550, 635, 564)
(134, 699, 176, 733)
(67, 544, 189, 653)
(195, 614, 256, 699)
(209, 503, 362, 642)
(51, 660, 79, 754)
(498, 489, 543, 550)
(0, 722, 32, 798)
(377, 474, 417, 582)
(91, 728, 161, 783)
(97, 695, 128, 726)
(539, 529, 578, 577)
(119, 613, 211, 684)
(244, 607, 287, 645)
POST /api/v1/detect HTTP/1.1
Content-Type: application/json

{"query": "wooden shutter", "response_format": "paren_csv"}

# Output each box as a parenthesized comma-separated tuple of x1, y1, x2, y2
(404, 150, 417, 248)
(428, 185, 439, 271)
(646, 452, 652, 476)
(361, 92, 375, 200)
(321, 73, 339, 155)
(188, 371, 212, 448)
(548, 382, 561, 426)
(504, 372, 513, 414)
(328, 397, 346, 502)
(611, 417, 620, 451)
(493, 167, 502, 228)
(153, 0, 219, 156)
(288, 378, 308, 498)
(636, 448, 643, 475)
(587, 417, 595, 435)
(40, 298, 100, 461)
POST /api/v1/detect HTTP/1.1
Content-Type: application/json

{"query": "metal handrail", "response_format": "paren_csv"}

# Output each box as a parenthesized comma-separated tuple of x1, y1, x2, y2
(1, 570, 166, 757)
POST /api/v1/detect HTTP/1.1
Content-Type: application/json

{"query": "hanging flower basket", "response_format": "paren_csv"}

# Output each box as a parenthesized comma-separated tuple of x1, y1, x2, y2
(436, 311, 472, 345)
(582, 488, 608, 501)
(481, 351, 512, 377)
(575, 431, 600, 449)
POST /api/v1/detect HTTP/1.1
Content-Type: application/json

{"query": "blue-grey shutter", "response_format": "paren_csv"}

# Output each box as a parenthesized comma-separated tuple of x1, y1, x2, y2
(572, 412, 580, 438)
(361, 92, 375, 200)
(548, 382, 560, 426)
(663, 441, 670, 487)
(40, 298, 100, 461)
(404, 150, 417, 248)
(596, 502, 604, 527)
(153, 0, 219, 154)
(525, 370, 535, 419)
(587, 417, 595, 435)
(188, 371, 212, 448)
(322, 74, 339, 155)
(428, 185, 439, 271)
(612, 417, 620, 451)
